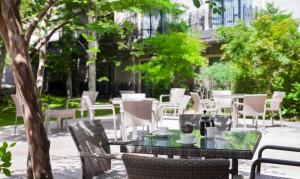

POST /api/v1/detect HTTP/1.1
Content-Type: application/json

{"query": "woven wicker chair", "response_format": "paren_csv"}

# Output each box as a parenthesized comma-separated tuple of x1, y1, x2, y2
(266, 91, 286, 127)
(123, 154, 230, 179)
(68, 120, 126, 179)
(121, 100, 154, 141)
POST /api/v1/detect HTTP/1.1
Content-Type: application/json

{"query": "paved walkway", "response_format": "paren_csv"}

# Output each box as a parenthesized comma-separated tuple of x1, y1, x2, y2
(1, 117, 300, 179)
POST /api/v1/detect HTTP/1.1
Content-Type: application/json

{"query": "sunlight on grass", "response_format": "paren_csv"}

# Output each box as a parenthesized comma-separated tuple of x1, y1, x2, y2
(0, 95, 118, 127)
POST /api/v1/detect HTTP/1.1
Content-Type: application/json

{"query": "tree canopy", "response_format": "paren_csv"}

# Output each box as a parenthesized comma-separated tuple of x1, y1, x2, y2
(218, 4, 300, 117)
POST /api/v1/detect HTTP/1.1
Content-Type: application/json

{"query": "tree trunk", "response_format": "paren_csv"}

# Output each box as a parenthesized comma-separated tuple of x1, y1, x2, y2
(0, 1, 53, 178)
(0, 46, 6, 89)
(66, 71, 72, 98)
(36, 38, 47, 95)
(87, 1, 97, 91)
(131, 55, 137, 91)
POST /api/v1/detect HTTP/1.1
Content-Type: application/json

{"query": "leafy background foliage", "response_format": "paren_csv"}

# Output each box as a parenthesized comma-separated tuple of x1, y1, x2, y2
(217, 4, 300, 118)
(128, 29, 206, 96)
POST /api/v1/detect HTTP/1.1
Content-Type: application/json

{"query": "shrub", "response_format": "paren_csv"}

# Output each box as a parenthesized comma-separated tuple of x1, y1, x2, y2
(0, 141, 15, 177)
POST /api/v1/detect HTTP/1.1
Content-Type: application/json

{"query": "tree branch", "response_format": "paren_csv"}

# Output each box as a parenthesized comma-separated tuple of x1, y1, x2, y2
(0, 5, 10, 49)
(25, 0, 58, 42)
(30, 20, 70, 57)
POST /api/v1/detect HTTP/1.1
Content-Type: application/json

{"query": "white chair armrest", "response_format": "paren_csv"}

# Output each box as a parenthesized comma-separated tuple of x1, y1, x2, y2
(233, 102, 244, 106)
(89, 104, 115, 110)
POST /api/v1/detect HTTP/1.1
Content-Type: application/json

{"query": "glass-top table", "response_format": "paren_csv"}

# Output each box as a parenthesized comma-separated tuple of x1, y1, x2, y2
(120, 130, 261, 176)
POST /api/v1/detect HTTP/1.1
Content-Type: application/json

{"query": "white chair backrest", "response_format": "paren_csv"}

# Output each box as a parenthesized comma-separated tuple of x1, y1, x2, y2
(170, 88, 185, 104)
(270, 91, 286, 111)
(121, 93, 146, 100)
(243, 94, 267, 115)
(81, 95, 93, 109)
(122, 100, 153, 127)
(190, 92, 201, 112)
(119, 90, 135, 95)
(212, 90, 231, 96)
(179, 95, 191, 114)
(212, 90, 232, 108)
(11, 95, 22, 117)
(81, 91, 98, 110)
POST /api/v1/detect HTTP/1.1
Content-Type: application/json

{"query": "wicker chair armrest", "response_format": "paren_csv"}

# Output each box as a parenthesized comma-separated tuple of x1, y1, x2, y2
(256, 145, 300, 174)
(109, 141, 133, 145)
(79, 152, 122, 160)
(159, 94, 170, 102)
(258, 145, 300, 159)
(250, 158, 300, 179)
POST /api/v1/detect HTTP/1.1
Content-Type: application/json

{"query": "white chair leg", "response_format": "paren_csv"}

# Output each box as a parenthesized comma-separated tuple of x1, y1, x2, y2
(279, 109, 283, 128)
(132, 126, 137, 140)
(80, 109, 84, 119)
(113, 117, 117, 141)
(263, 113, 265, 128)
(270, 111, 273, 126)
(255, 116, 258, 129)
(14, 116, 18, 135)
(124, 127, 127, 141)
(243, 115, 246, 129)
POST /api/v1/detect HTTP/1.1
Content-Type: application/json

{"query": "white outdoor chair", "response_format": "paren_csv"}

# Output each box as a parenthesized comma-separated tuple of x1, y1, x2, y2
(121, 93, 146, 100)
(66, 91, 99, 118)
(212, 90, 232, 113)
(266, 91, 286, 127)
(159, 95, 191, 127)
(11, 95, 23, 135)
(121, 100, 154, 141)
(159, 88, 185, 105)
(81, 95, 118, 141)
(119, 90, 135, 95)
(233, 94, 267, 129)
(190, 92, 218, 115)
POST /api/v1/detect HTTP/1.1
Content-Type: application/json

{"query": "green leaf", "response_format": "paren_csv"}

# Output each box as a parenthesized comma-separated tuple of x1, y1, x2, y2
(97, 76, 109, 83)
(2, 168, 11, 176)
(87, 47, 100, 53)
(87, 60, 95, 65)
(82, 33, 95, 42)
(193, 0, 201, 8)
(2, 162, 11, 168)
(9, 143, 16, 148)
(2, 142, 8, 149)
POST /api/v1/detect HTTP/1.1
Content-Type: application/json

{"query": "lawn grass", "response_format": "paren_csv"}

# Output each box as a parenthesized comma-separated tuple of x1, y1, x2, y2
(0, 95, 118, 127)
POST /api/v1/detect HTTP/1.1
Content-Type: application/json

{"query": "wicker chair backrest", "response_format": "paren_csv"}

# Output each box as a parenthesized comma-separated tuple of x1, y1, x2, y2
(270, 91, 286, 111)
(122, 100, 153, 127)
(212, 90, 232, 108)
(243, 94, 267, 115)
(68, 120, 111, 179)
(123, 154, 230, 179)
(190, 92, 202, 112)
